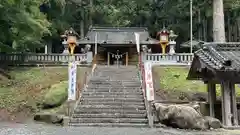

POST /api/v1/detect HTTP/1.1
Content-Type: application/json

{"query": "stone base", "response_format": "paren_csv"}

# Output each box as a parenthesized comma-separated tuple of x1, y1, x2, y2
(62, 49, 69, 54)
(63, 116, 70, 126)
(33, 113, 64, 124)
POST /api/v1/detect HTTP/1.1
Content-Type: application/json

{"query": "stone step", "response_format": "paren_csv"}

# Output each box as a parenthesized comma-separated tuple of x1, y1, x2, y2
(72, 113, 147, 118)
(87, 85, 141, 88)
(69, 118, 148, 123)
(81, 94, 143, 98)
(91, 79, 139, 81)
(69, 123, 149, 127)
(87, 84, 141, 87)
(85, 89, 141, 92)
(74, 108, 146, 114)
(81, 91, 143, 95)
(83, 88, 142, 93)
(90, 80, 140, 82)
(86, 88, 141, 91)
(79, 101, 145, 106)
(77, 105, 145, 110)
(96, 70, 137, 72)
(88, 84, 140, 87)
(88, 83, 140, 85)
(80, 98, 144, 102)
(89, 80, 140, 82)
(84, 91, 142, 94)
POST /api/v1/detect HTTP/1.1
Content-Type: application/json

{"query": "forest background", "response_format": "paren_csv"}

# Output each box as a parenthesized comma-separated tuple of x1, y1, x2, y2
(0, 0, 239, 53)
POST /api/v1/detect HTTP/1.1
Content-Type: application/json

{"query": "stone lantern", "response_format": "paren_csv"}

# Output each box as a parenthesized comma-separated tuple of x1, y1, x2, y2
(62, 38, 69, 54)
(61, 28, 79, 55)
(142, 45, 148, 53)
(81, 44, 91, 53)
(157, 28, 169, 54)
(169, 30, 178, 54)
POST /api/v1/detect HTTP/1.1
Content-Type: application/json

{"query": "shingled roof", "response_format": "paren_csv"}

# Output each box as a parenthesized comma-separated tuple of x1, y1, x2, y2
(187, 43, 240, 83)
(78, 27, 159, 46)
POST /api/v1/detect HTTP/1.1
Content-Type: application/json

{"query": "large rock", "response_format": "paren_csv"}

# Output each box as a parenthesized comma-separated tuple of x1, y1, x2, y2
(34, 113, 63, 124)
(41, 81, 68, 109)
(204, 116, 222, 129)
(154, 103, 221, 130)
(154, 103, 208, 130)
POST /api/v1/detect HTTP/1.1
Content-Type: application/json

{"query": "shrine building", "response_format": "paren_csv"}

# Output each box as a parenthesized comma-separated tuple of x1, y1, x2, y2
(77, 27, 159, 65)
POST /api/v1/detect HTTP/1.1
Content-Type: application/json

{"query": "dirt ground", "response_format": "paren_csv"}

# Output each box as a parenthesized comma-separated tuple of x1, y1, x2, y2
(0, 66, 89, 122)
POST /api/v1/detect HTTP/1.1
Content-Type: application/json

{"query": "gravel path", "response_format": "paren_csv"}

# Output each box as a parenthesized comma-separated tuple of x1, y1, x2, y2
(0, 122, 239, 135)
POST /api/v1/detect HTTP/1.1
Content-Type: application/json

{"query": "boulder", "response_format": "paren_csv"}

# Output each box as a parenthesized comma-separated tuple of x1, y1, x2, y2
(204, 116, 222, 129)
(34, 113, 63, 124)
(41, 81, 68, 109)
(154, 103, 211, 130)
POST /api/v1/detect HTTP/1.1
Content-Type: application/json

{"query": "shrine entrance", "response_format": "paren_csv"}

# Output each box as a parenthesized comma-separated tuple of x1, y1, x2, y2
(105, 47, 129, 66)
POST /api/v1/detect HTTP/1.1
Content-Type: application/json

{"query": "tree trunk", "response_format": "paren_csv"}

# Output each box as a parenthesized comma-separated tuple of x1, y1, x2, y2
(80, 0, 84, 38)
(203, 18, 207, 41)
(213, 0, 226, 42)
(227, 12, 231, 42)
(237, 17, 240, 41)
(198, 9, 202, 40)
(89, 0, 93, 27)
(80, 15, 84, 37)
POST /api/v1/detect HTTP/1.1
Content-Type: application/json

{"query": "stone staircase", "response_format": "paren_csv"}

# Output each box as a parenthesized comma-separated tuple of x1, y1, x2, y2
(69, 66, 148, 127)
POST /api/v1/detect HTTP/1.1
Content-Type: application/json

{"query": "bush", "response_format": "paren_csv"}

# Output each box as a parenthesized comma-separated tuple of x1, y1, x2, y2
(42, 81, 68, 109)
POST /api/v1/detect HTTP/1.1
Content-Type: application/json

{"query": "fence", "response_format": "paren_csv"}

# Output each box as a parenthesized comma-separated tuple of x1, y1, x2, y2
(0, 53, 90, 65)
(144, 53, 194, 64)
(0, 53, 194, 66)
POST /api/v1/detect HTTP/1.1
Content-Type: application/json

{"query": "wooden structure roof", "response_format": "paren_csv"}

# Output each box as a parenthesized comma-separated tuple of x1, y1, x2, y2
(78, 27, 159, 46)
(187, 43, 240, 83)
(180, 39, 206, 49)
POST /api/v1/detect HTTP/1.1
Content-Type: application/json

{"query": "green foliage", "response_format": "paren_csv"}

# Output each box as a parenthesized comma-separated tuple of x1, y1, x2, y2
(0, 0, 52, 52)
(1, 0, 240, 52)
(42, 81, 68, 108)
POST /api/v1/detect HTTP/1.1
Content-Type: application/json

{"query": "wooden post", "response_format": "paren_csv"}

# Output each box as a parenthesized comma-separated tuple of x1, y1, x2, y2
(221, 81, 233, 126)
(147, 101, 154, 128)
(207, 83, 216, 117)
(107, 52, 110, 66)
(230, 83, 238, 126)
(126, 52, 128, 66)
(93, 54, 97, 65)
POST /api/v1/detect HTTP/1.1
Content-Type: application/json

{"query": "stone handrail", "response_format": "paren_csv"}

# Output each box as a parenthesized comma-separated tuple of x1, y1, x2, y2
(71, 64, 97, 118)
(144, 53, 193, 63)
(137, 63, 154, 127)
(0, 53, 88, 65)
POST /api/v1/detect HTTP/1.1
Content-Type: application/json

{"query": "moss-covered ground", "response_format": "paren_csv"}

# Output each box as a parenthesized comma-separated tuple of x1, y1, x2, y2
(0, 67, 88, 122)
(153, 66, 240, 100)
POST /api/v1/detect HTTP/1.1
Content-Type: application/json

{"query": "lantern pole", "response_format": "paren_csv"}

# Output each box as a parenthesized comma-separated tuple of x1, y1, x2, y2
(62, 28, 78, 102)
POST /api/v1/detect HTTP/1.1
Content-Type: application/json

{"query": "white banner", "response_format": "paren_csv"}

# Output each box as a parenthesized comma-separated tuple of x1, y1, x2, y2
(144, 62, 154, 101)
(68, 61, 77, 101)
(134, 32, 140, 53)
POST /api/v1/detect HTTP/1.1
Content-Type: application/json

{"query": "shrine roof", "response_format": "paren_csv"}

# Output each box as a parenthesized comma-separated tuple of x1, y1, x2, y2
(78, 27, 159, 45)
(187, 42, 240, 83)
(180, 39, 206, 49)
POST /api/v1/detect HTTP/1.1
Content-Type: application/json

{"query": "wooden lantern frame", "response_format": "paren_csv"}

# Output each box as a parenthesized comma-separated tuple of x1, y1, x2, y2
(67, 36, 77, 55)
(157, 30, 170, 54)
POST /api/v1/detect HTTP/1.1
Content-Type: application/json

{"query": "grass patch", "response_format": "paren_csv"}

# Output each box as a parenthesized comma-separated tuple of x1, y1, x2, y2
(157, 67, 206, 93)
(0, 67, 88, 114)
(154, 66, 240, 98)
